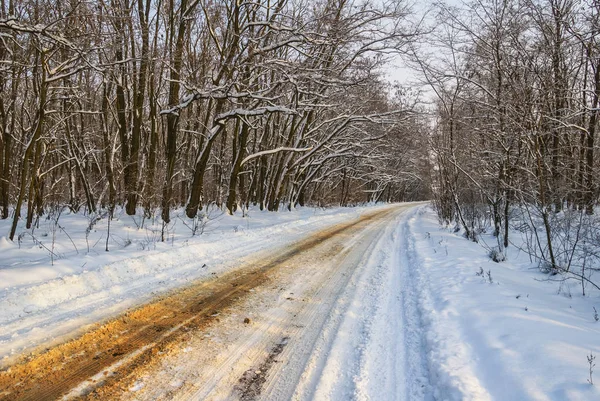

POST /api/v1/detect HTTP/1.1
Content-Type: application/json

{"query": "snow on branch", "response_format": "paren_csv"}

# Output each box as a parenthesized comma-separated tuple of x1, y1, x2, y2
(215, 106, 297, 122)
(160, 85, 287, 116)
(0, 18, 78, 50)
(240, 147, 313, 166)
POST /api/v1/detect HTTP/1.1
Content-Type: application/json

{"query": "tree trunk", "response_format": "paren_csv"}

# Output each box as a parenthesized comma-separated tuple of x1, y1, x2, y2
(10, 48, 47, 240)
(226, 121, 250, 214)
(162, 0, 190, 224)
(584, 56, 599, 214)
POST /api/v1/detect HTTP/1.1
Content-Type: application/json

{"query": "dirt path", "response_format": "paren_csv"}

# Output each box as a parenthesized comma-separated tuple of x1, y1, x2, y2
(0, 205, 405, 401)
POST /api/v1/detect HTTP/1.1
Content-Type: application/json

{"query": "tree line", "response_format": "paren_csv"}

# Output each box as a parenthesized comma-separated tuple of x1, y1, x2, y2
(0, 0, 431, 241)
(423, 0, 600, 279)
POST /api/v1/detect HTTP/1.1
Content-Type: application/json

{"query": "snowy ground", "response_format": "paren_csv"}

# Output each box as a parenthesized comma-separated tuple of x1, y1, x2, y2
(408, 206, 600, 401)
(0, 204, 391, 366)
(2, 203, 600, 400)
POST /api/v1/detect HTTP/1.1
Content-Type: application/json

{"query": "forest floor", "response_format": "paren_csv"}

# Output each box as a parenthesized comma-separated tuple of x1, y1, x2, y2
(0, 203, 599, 400)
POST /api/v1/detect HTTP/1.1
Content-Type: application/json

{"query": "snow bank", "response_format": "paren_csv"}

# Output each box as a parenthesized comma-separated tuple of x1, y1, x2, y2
(408, 205, 600, 401)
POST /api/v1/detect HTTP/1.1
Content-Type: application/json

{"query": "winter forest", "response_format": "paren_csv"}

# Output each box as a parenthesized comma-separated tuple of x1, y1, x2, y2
(0, 0, 431, 243)
(425, 0, 600, 288)
(0, 0, 599, 279)
(2, 0, 600, 399)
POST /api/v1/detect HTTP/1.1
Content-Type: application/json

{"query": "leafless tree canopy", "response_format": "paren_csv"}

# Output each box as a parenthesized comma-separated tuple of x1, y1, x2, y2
(422, 0, 600, 286)
(0, 0, 432, 239)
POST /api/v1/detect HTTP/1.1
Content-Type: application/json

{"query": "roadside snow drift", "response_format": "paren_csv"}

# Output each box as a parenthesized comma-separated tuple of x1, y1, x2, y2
(408, 206, 600, 401)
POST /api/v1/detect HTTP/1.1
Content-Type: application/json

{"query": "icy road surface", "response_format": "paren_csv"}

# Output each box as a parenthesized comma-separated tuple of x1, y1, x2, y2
(0, 203, 432, 401)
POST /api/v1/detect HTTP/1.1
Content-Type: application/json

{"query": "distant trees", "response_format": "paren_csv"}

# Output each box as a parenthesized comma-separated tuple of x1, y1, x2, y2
(0, 0, 430, 240)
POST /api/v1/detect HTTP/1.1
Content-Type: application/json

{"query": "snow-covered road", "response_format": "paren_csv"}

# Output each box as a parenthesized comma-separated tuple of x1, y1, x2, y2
(131, 202, 433, 401)
(109, 202, 433, 401)
(1, 203, 435, 401)
(0, 204, 396, 367)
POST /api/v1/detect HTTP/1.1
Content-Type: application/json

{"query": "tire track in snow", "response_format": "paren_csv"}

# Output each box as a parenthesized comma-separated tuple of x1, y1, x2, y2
(405, 206, 490, 401)
(153, 207, 399, 401)
(290, 204, 433, 401)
